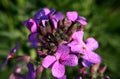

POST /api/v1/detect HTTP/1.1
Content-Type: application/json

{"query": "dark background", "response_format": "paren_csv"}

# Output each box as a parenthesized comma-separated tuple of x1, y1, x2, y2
(0, 0, 120, 79)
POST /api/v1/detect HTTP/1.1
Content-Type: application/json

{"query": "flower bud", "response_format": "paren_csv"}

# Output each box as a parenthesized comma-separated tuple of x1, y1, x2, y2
(15, 56, 31, 62)
(79, 67, 87, 75)
(99, 65, 107, 74)
(36, 65, 43, 74)
(90, 63, 100, 73)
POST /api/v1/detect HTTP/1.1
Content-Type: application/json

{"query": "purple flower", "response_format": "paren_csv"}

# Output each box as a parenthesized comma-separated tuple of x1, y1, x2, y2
(68, 31, 101, 67)
(34, 8, 50, 26)
(34, 8, 50, 20)
(42, 45, 78, 78)
(26, 62, 36, 79)
(34, 8, 55, 20)
(34, 8, 63, 29)
(0, 43, 19, 70)
(23, 18, 38, 33)
(66, 11, 87, 26)
(34, 8, 55, 26)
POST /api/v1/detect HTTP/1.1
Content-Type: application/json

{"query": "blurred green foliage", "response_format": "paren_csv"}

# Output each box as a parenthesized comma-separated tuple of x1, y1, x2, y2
(0, 0, 120, 79)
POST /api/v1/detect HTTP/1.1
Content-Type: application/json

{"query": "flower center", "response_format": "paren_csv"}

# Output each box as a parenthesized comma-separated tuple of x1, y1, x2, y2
(82, 46, 86, 50)
(58, 59, 62, 63)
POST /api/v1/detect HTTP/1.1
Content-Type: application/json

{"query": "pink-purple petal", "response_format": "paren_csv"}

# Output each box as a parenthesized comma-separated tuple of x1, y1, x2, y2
(42, 55, 56, 68)
(71, 31, 84, 43)
(86, 37, 99, 51)
(53, 12, 64, 21)
(43, 8, 50, 15)
(62, 54, 78, 66)
(52, 12, 63, 29)
(68, 41, 81, 53)
(29, 19, 37, 33)
(42, 20, 47, 26)
(77, 20, 87, 26)
(23, 18, 37, 33)
(82, 51, 101, 64)
(68, 40, 85, 53)
(57, 75, 66, 79)
(66, 11, 78, 22)
(52, 61, 65, 78)
(78, 16, 86, 20)
(77, 16, 87, 26)
(55, 45, 70, 60)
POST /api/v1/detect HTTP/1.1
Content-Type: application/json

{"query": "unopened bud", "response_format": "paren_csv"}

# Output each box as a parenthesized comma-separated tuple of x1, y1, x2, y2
(79, 67, 87, 75)
(38, 51, 46, 57)
(90, 63, 100, 73)
(99, 65, 107, 74)
(7, 54, 15, 59)
(16, 56, 30, 62)
(36, 65, 43, 74)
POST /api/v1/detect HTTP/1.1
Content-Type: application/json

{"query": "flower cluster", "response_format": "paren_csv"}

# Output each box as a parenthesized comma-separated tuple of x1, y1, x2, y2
(0, 8, 110, 79)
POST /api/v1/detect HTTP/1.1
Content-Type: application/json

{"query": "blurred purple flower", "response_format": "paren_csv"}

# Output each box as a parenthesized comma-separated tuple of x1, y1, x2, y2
(0, 43, 19, 70)
(10, 43, 19, 54)
(66, 11, 87, 26)
(26, 62, 36, 79)
(42, 45, 78, 78)
(9, 63, 26, 79)
(68, 31, 101, 67)
(77, 76, 82, 79)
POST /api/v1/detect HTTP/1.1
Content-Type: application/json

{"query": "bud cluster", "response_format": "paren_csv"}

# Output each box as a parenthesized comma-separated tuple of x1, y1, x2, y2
(0, 8, 110, 79)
